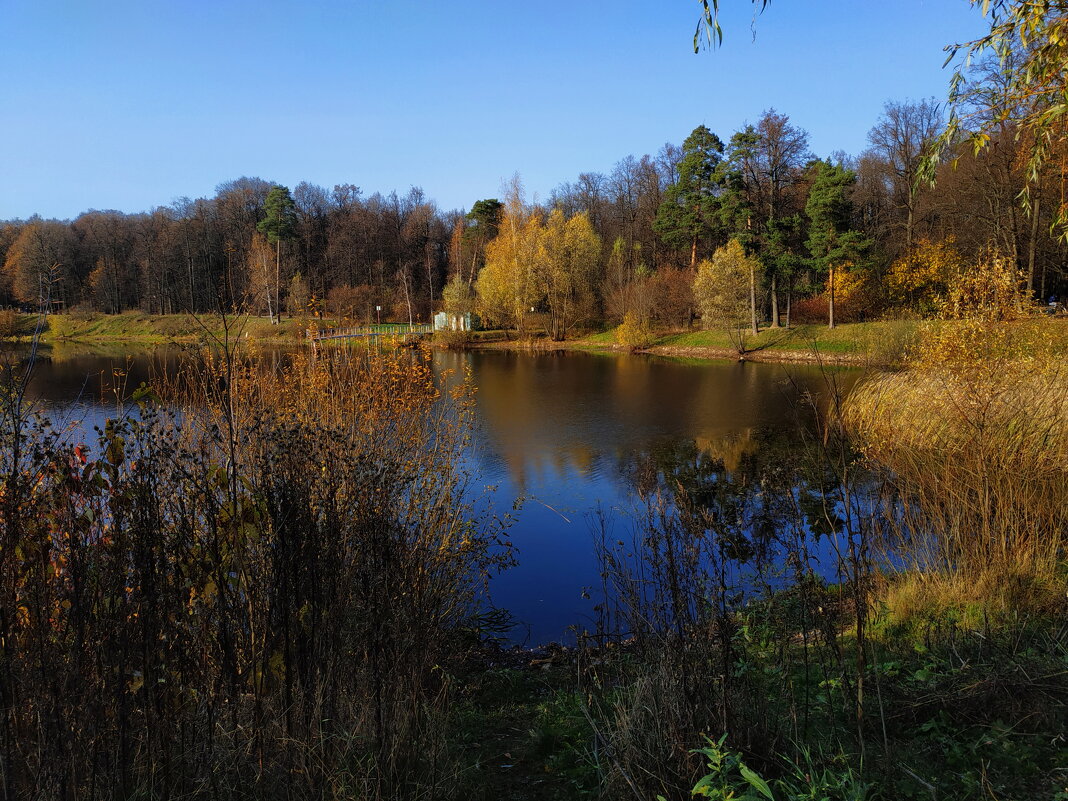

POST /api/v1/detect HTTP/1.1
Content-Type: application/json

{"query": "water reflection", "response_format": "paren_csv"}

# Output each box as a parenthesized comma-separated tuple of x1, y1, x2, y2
(443, 351, 855, 482)
(5, 343, 860, 644)
(434, 349, 858, 643)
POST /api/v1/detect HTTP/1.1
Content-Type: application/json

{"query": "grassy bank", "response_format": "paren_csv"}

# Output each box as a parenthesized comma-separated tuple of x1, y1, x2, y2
(575, 316, 1068, 365)
(3, 311, 312, 344)
(12, 313, 1068, 369)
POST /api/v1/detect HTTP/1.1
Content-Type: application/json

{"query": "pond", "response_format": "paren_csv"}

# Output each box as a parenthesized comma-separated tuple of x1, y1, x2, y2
(6, 342, 860, 644)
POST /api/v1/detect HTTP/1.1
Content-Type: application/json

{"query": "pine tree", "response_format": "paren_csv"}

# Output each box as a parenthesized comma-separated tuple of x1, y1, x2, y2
(805, 161, 869, 328)
(654, 125, 724, 266)
(256, 185, 297, 323)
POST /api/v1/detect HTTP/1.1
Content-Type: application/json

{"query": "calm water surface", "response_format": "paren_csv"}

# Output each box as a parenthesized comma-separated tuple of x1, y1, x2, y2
(9, 343, 858, 644)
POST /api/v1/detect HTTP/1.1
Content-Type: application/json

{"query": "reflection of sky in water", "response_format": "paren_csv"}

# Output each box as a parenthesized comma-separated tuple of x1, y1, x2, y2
(10, 344, 859, 646)
(437, 350, 859, 644)
(7, 343, 185, 456)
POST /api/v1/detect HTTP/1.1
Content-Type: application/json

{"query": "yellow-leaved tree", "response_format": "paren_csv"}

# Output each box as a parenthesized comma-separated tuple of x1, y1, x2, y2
(475, 185, 542, 333)
(537, 209, 601, 340)
(885, 237, 965, 315)
(693, 239, 762, 349)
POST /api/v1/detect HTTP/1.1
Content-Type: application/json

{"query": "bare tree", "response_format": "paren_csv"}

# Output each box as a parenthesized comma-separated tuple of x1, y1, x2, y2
(866, 99, 942, 252)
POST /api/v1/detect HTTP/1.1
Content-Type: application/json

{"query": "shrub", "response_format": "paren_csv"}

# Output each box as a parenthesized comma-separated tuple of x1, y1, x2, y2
(0, 343, 508, 798)
(154, 315, 200, 337)
(943, 247, 1032, 321)
(0, 309, 18, 338)
(650, 265, 695, 329)
(792, 269, 877, 325)
(434, 328, 474, 349)
(885, 237, 966, 315)
(68, 303, 99, 321)
(615, 311, 656, 350)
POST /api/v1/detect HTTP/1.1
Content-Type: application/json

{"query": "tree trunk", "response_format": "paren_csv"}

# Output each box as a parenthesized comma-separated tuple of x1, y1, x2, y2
(425, 247, 435, 306)
(749, 262, 758, 336)
(690, 237, 697, 269)
(1008, 193, 1020, 269)
(402, 270, 414, 329)
(262, 250, 275, 324)
(274, 238, 281, 324)
(770, 272, 779, 327)
(828, 266, 836, 329)
(905, 199, 914, 252)
(1027, 194, 1040, 295)
(187, 256, 195, 312)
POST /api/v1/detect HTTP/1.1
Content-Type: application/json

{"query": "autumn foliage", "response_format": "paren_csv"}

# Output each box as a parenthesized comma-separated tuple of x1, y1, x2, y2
(885, 238, 966, 315)
(476, 197, 601, 339)
(847, 314, 1067, 619)
(0, 344, 506, 799)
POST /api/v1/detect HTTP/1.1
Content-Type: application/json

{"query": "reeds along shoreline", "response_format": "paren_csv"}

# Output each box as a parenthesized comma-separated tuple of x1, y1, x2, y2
(0, 344, 507, 800)
(846, 320, 1068, 620)
(569, 323, 1067, 799)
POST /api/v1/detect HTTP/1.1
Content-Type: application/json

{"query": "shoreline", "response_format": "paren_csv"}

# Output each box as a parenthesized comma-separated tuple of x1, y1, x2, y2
(6, 314, 1066, 369)
(458, 334, 876, 366)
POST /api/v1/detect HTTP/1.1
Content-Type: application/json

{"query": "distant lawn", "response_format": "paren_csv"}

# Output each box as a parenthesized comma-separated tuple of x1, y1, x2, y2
(29, 313, 313, 343)
(658, 321, 922, 354)
(8, 313, 1068, 362)
(579, 317, 1068, 364)
(579, 328, 619, 346)
(579, 320, 923, 355)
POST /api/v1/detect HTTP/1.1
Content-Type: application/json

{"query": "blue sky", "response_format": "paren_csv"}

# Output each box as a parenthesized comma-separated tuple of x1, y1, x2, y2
(0, 1, 988, 220)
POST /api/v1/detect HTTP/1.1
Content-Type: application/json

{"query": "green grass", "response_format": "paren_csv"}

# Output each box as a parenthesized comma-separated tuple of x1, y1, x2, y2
(450, 665, 599, 801)
(659, 321, 912, 353)
(572, 320, 922, 364)
(10, 314, 1068, 360)
(32, 312, 313, 344)
(575, 317, 1068, 365)
(447, 593, 1068, 801)
(580, 328, 619, 346)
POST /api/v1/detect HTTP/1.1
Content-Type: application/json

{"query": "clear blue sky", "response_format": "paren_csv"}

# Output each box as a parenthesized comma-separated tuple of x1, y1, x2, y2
(0, 0, 988, 220)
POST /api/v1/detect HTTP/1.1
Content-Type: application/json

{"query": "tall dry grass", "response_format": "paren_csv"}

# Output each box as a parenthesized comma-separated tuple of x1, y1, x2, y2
(0, 340, 507, 800)
(846, 318, 1068, 621)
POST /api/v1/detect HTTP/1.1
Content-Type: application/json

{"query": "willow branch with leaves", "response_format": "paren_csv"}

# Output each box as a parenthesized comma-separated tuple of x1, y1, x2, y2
(926, 1, 1068, 237)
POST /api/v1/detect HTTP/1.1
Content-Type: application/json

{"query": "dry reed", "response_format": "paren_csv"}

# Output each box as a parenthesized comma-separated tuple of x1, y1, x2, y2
(0, 341, 507, 800)
(846, 319, 1068, 621)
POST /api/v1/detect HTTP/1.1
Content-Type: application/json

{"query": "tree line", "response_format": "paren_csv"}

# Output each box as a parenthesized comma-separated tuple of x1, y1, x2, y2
(3, 97, 1065, 331)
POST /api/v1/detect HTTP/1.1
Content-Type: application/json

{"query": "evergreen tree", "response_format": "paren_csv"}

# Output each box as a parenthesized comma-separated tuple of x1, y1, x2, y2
(718, 113, 809, 326)
(716, 127, 759, 251)
(654, 125, 724, 266)
(805, 161, 869, 328)
(257, 185, 297, 323)
(761, 215, 805, 327)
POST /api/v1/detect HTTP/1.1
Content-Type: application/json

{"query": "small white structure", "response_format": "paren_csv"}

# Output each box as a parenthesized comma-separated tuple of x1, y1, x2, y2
(433, 312, 473, 331)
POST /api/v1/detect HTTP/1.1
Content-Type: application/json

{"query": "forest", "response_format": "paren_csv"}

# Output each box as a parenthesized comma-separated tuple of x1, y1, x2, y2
(2, 95, 1065, 332)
